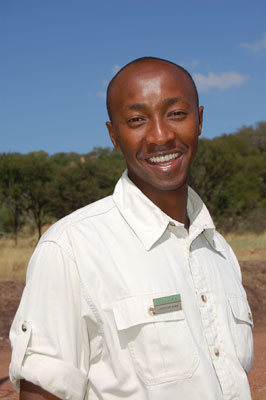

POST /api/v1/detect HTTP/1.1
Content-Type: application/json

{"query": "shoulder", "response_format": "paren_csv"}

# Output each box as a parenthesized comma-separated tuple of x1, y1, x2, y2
(212, 230, 242, 279)
(40, 195, 116, 244)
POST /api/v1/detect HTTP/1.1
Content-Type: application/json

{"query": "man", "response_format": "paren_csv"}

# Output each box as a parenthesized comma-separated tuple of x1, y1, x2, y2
(10, 57, 253, 400)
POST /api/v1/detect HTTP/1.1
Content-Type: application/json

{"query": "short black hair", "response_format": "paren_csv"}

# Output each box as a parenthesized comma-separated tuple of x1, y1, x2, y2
(106, 56, 199, 121)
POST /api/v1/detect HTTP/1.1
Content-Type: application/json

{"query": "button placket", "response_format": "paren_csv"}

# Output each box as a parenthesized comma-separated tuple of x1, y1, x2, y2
(214, 348, 220, 357)
(201, 294, 207, 303)
(189, 244, 239, 398)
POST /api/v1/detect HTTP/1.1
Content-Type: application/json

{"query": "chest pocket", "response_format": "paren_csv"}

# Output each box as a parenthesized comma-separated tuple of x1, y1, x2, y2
(227, 294, 254, 373)
(113, 294, 199, 385)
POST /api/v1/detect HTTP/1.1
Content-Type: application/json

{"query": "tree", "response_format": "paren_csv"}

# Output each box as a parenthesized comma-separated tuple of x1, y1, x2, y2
(0, 123, 264, 237)
(190, 132, 265, 232)
(21, 152, 54, 240)
(49, 149, 125, 219)
(0, 154, 26, 244)
(49, 158, 101, 219)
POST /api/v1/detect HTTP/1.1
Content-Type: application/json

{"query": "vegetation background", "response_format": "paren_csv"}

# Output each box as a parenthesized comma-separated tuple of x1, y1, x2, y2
(1, 122, 265, 241)
(0, 122, 266, 400)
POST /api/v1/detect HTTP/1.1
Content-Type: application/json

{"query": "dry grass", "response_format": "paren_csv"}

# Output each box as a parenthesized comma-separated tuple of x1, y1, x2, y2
(225, 231, 266, 261)
(0, 230, 265, 281)
(0, 235, 37, 281)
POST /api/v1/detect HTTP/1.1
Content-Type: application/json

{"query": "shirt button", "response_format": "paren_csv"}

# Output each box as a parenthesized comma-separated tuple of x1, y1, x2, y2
(21, 323, 27, 332)
(148, 307, 155, 316)
(201, 294, 207, 303)
(214, 348, 220, 357)
(169, 221, 175, 226)
(248, 312, 252, 322)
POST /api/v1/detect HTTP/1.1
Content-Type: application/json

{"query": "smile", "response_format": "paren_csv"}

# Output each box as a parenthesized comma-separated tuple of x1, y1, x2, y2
(147, 152, 181, 164)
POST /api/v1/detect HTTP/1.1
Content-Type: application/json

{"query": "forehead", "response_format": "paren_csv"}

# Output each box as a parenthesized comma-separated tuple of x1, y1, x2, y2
(109, 61, 196, 110)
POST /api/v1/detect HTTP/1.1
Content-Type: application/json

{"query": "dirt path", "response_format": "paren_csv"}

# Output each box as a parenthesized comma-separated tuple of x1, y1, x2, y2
(0, 347, 17, 400)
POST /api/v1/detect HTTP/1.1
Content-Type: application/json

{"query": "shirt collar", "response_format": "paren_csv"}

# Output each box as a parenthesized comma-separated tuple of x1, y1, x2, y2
(113, 171, 223, 252)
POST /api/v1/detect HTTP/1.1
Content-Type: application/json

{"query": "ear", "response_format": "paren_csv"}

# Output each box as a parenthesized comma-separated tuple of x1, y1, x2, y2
(106, 121, 120, 150)
(198, 106, 204, 137)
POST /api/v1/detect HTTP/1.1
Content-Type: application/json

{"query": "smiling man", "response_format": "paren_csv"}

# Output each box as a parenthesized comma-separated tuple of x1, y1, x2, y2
(106, 58, 203, 227)
(10, 57, 253, 400)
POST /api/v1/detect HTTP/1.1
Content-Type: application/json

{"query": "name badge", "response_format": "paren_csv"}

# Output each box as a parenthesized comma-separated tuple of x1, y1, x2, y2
(149, 294, 182, 315)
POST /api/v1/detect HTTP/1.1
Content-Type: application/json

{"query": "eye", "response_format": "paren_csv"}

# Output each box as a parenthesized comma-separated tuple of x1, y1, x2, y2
(127, 116, 146, 127)
(168, 110, 187, 118)
(128, 117, 143, 123)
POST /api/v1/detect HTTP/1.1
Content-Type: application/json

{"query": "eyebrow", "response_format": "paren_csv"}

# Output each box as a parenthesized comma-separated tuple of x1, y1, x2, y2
(126, 97, 184, 111)
(126, 103, 146, 111)
(163, 97, 183, 105)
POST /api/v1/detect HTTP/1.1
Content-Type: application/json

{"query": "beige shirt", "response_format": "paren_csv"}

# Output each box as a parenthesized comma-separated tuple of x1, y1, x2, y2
(10, 171, 253, 400)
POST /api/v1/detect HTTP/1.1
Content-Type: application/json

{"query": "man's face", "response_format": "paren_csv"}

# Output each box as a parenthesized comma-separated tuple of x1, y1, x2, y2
(106, 61, 203, 197)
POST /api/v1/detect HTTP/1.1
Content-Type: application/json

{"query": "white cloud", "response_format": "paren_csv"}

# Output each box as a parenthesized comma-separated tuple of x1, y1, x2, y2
(240, 33, 266, 52)
(96, 79, 108, 98)
(193, 71, 248, 92)
(189, 59, 199, 69)
(102, 79, 109, 88)
(179, 59, 199, 69)
(112, 64, 121, 75)
(97, 65, 121, 98)
(97, 91, 106, 98)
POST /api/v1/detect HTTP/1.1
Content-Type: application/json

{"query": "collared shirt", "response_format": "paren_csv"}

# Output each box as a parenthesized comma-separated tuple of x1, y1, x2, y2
(9, 171, 253, 400)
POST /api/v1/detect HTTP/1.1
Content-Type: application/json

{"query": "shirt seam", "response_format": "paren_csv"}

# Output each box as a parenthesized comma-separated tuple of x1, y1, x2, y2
(37, 240, 104, 332)
(40, 202, 117, 244)
(38, 239, 75, 261)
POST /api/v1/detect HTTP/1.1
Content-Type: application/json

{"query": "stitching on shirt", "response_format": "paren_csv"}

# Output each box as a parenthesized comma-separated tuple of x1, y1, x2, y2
(40, 199, 116, 243)
(192, 248, 241, 398)
(80, 282, 104, 335)
(67, 204, 117, 229)
(39, 205, 117, 261)
(39, 241, 104, 332)
(38, 239, 75, 261)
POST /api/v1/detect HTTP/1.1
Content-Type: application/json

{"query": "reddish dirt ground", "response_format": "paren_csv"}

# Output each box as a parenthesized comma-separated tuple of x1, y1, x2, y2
(0, 260, 266, 399)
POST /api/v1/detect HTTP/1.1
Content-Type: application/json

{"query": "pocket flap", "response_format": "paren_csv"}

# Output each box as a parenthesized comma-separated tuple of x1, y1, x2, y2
(113, 293, 184, 330)
(228, 295, 254, 327)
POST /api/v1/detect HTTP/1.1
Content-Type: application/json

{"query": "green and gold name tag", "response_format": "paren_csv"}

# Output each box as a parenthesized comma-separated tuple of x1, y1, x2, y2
(149, 294, 182, 315)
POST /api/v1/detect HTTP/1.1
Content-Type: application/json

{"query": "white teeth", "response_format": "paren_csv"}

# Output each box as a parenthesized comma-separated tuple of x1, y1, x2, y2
(149, 153, 180, 163)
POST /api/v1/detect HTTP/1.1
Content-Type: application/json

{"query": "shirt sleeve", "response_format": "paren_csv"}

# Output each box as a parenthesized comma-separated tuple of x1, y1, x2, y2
(9, 240, 90, 400)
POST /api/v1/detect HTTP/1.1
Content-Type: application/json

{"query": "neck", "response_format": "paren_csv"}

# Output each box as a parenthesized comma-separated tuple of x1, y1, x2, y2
(136, 182, 189, 229)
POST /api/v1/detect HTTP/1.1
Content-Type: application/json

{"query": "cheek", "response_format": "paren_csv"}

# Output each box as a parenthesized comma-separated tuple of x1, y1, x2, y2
(179, 130, 198, 150)
(173, 118, 200, 139)
(188, 137, 199, 163)
(118, 140, 136, 161)
(117, 136, 140, 158)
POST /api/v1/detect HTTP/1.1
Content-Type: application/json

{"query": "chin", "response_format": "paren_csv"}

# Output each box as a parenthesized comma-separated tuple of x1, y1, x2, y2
(146, 177, 189, 193)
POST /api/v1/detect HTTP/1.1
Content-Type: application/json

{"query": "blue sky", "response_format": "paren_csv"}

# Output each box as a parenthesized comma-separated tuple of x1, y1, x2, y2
(1, 0, 266, 154)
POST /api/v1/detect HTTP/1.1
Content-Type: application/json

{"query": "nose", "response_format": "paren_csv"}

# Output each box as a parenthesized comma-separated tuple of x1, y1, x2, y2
(145, 116, 175, 146)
